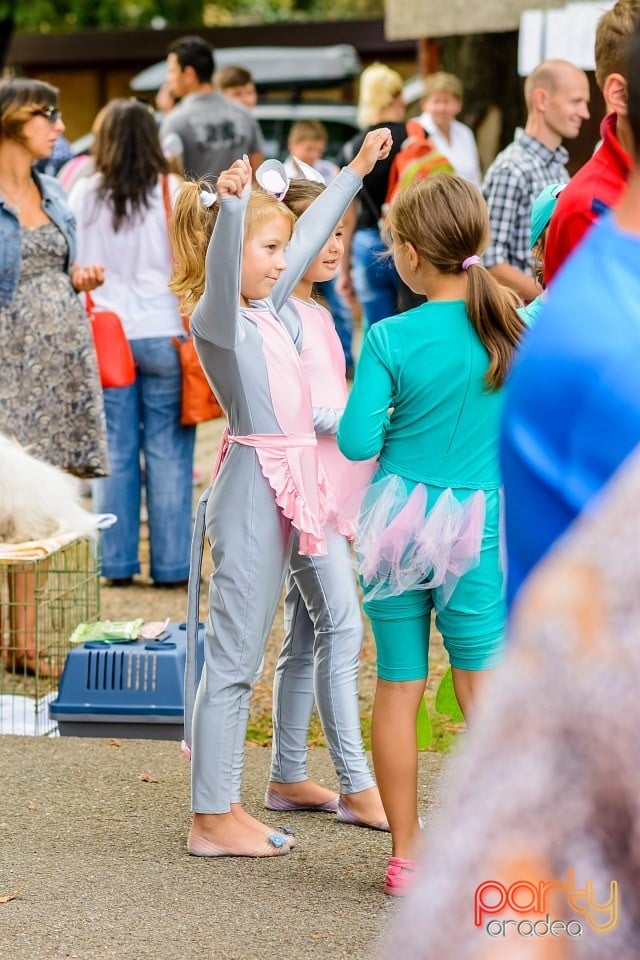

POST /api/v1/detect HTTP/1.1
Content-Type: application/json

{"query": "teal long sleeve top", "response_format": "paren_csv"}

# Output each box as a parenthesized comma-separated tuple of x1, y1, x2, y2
(337, 301, 504, 490)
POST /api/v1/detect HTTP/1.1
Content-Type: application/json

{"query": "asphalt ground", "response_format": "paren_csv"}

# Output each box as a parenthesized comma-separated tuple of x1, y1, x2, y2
(0, 736, 444, 960)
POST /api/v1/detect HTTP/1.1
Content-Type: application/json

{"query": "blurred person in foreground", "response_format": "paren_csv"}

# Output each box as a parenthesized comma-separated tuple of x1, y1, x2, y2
(501, 17, 640, 609)
(380, 439, 640, 959)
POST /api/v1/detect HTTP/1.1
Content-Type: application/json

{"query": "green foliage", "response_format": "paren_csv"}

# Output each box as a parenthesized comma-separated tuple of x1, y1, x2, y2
(11, 0, 382, 32)
(416, 696, 432, 750)
(434, 666, 465, 723)
(14, 0, 206, 32)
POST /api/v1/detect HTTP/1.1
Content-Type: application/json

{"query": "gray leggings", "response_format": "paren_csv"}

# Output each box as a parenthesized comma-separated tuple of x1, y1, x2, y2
(188, 454, 294, 813)
(270, 527, 375, 794)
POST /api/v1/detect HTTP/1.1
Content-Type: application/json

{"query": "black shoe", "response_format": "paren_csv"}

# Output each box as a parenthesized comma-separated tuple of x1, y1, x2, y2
(152, 579, 189, 589)
(106, 577, 134, 587)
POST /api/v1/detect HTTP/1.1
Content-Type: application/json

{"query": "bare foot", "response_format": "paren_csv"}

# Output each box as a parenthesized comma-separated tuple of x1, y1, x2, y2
(266, 779, 338, 808)
(338, 786, 389, 829)
(231, 803, 296, 846)
(188, 811, 289, 858)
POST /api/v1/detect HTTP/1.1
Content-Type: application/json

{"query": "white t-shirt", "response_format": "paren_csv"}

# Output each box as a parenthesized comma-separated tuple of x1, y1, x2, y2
(416, 113, 482, 187)
(68, 173, 184, 340)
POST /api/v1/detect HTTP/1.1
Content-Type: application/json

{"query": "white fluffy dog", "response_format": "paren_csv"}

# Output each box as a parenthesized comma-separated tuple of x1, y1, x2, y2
(0, 434, 101, 543)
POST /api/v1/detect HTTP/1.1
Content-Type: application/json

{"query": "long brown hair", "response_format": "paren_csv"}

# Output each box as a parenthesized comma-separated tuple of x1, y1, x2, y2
(93, 98, 167, 232)
(387, 174, 525, 389)
(170, 183, 295, 314)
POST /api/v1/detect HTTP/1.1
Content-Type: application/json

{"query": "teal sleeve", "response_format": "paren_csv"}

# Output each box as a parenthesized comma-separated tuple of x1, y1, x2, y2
(337, 328, 394, 461)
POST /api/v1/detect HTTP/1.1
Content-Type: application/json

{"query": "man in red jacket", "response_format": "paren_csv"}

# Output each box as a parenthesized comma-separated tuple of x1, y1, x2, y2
(544, 0, 640, 282)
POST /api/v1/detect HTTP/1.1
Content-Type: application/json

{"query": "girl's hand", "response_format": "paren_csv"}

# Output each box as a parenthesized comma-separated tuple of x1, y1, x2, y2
(71, 263, 105, 292)
(216, 156, 252, 198)
(348, 128, 394, 179)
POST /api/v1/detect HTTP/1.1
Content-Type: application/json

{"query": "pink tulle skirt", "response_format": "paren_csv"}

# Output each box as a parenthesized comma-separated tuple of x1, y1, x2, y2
(355, 473, 486, 603)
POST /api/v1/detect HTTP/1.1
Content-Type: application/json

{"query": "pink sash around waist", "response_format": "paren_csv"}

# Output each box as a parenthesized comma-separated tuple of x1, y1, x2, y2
(212, 426, 328, 556)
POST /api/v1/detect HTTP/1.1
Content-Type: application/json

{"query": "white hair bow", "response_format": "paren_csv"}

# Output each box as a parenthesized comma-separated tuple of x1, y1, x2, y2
(200, 189, 217, 208)
(256, 158, 325, 201)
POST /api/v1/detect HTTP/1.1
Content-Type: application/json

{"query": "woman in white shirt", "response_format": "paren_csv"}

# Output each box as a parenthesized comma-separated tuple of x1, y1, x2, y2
(417, 72, 482, 187)
(69, 98, 194, 587)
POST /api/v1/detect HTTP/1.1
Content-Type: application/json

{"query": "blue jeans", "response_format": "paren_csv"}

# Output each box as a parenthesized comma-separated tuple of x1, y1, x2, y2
(93, 336, 196, 583)
(316, 277, 354, 368)
(352, 228, 400, 332)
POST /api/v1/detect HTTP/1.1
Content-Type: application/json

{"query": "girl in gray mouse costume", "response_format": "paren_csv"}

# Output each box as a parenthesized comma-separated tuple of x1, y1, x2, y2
(171, 128, 392, 859)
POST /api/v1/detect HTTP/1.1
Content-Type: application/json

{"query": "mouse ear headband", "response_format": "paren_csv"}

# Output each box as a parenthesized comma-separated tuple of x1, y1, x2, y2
(256, 158, 325, 201)
(199, 188, 217, 208)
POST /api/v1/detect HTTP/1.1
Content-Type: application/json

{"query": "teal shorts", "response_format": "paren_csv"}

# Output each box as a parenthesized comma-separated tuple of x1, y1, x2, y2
(363, 527, 505, 681)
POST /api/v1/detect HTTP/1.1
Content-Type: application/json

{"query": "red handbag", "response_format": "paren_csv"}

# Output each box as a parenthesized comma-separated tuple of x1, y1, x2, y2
(86, 291, 136, 389)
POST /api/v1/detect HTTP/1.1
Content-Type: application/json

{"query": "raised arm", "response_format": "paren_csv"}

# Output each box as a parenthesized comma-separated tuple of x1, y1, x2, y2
(190, 161, 250, 349)
(271, 166, 362, 311)
(272, 127, 393, 311)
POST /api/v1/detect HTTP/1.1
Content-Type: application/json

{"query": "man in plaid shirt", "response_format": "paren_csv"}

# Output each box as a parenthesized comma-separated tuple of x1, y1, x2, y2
(482, 59, 590, 301)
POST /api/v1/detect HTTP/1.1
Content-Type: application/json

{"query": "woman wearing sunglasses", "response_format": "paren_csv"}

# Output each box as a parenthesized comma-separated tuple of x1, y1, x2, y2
(0, 78, 108, 675)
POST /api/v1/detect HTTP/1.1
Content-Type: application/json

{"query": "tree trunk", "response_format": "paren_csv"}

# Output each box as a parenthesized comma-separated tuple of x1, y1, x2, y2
(439, 31, 522, 171)
(0, 6, 15, 69)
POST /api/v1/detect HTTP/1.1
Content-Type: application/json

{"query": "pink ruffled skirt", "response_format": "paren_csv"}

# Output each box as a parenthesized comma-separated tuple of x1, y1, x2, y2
(355, 473, 487, 603)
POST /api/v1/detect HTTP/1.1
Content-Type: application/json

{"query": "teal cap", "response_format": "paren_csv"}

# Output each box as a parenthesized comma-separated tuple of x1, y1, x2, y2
(530, 183, 565, 248)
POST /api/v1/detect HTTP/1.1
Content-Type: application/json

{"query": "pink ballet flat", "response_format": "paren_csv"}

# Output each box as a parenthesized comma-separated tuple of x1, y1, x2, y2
(264, 786, 339, 813)
(336, 797, 390, 832)
(384, 856, 417, 896)
(187, 831, 290, 858)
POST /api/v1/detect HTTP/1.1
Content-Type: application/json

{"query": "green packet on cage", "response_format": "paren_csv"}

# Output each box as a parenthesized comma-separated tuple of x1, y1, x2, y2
(69, 619, 145, 645)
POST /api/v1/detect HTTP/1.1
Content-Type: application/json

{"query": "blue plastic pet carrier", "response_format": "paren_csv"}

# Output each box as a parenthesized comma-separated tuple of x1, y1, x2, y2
(49, 621, 204, 739)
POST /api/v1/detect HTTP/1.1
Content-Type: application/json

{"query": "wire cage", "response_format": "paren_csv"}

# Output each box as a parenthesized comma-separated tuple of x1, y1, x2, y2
(0, 536, 100, 735)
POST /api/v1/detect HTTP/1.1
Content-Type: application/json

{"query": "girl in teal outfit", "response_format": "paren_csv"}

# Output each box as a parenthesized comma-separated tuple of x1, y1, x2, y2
(337, 174, 525, 896)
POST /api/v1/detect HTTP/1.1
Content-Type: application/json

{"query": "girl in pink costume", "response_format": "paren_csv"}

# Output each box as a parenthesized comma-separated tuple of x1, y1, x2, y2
(263, 177, 387, 828)
(172, 130, 392, 859)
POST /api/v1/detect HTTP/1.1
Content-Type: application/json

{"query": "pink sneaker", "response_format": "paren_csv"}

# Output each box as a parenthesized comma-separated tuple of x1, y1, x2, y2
(384, 857, 417, 896)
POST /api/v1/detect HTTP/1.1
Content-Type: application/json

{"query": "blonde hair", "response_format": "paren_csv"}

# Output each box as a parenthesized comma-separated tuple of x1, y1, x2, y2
(594, 0, 640, 89)
(170, 182, 295, 314)
(287, 120, 328, 145)
(357, 63, 404, 128)
(387, 174, 525, 390)
(422, 72, 463, 102)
